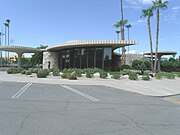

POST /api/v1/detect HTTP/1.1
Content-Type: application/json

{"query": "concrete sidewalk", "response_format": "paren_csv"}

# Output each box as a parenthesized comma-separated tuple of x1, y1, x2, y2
(0, 71, 180, 97)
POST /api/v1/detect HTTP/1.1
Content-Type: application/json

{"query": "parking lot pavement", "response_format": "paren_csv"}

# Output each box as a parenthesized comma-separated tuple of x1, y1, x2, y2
(163, 95, 180, 105)
(0, 82, 180, 135)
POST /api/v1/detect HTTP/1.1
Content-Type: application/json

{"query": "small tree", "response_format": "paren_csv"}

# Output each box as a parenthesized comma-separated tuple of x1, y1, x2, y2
(30, 45, 48, 67)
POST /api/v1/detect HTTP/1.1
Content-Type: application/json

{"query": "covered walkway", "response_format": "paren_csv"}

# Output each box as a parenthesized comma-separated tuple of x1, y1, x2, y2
(0, 46, 41, 67)
(144, 51, 177, 71)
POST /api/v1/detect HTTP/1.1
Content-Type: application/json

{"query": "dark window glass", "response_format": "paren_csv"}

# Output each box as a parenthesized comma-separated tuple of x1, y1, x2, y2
(70, 49, 75, 68)
(96, 48, 103, 68)
(75, 49, 81, 68)
(81, 48, 87, 69)
(62, 51, 66, 69)
(65, 50, 70, 69)
(104, 48, 112, 70)
(88, 48, 94, 68)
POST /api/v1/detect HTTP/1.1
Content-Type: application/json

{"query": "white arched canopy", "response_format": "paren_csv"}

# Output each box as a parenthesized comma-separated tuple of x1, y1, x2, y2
(0, 46, 42, 67)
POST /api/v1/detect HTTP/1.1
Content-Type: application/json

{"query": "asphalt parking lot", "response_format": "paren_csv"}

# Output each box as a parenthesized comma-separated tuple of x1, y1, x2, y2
(0, 81, 180, 135)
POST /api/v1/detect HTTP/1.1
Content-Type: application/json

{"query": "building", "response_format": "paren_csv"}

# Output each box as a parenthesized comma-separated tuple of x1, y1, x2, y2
(43, 40, 138, 70)
(0, 40, 138, 69)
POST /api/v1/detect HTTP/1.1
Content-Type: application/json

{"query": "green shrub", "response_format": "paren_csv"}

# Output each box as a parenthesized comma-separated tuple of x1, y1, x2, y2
(68, 73, 77, 80)
(52, 68, 60, 76)
(161, 61, 174, 72)
(25, 70, 32, 75)
(129, 72, 138, 80)
(43, 69, 50, 75)
(32, 68, 39, 73)
(164, 72, 175, 79)
(37, 69, 48, 78)
(121, 69, 131, 75)
(99, 71, 108, 79)
(85, 68, 100, 75)
(75, 69, 83, 77)
(62, 68, 76, 73)
(86, 72, 93, 78)
(143, 60, 151, 69)
(120, 65, 131, 70)
(142, 74, 150, 81)
(61, 73, 71, 79)
(155, 72, 163, 79)
(21, 70, 26, 74)
(110, 72, 121, 79)
(7, 68, 13, 74)
(132, 60, 142, 70)
(140, 63, 147, 73)
(176, 72, 180, 77)
(11, 68, 22, 74)
(112, 72, 121, 79)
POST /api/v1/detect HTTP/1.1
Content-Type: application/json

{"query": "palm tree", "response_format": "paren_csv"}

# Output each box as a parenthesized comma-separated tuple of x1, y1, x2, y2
(119, 19, 128, 40)
(120, 0, 126, 65)
(125, 24, 132, 40)
(141, 7, 154, 71)
(125, 24, 132, 53)
(120, 19, 128, 64)
(114, 21, 121, 40)
(152, 0, 168, 71)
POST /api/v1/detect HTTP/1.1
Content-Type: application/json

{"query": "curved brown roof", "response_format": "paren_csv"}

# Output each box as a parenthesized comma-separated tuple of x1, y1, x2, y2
(47, 40, 138, 51)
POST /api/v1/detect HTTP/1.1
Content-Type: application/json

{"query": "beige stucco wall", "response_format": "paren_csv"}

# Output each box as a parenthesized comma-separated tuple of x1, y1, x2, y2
(43, 52, 58, 69)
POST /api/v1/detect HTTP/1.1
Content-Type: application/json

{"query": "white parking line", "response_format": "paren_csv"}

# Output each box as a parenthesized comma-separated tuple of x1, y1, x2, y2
(61, 85, 100, 102)
(11, 83, 32, 99)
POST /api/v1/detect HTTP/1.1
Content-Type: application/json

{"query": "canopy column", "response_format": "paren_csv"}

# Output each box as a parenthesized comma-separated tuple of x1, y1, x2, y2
(157, 54, 162, 71)
(17, 52, 23, 68)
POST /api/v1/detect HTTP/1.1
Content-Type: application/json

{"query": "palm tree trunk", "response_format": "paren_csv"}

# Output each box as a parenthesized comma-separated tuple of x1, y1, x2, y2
(4, 25, 7, 67)
(128, 28, 129, 53)
(7, 25, 10, 67)
(154, 8, 160, 71)
(148, 17, 154, 71)
(120, 0, 125, 65)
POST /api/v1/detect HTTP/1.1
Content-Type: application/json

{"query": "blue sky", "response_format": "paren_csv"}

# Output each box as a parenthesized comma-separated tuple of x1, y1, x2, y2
(0, 0, 180, 57)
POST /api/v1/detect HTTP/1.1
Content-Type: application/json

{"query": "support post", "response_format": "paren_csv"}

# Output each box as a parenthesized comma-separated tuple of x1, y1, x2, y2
(157, 54, 161, 71)
(17, 52, 23, 68)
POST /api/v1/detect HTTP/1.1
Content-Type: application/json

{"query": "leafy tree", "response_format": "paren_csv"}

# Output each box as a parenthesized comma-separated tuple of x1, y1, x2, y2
(141, 7, 154, 72)
(132, 59, 142, 70)
(30, 45, 48, 67)
(152, 0, 168, 71)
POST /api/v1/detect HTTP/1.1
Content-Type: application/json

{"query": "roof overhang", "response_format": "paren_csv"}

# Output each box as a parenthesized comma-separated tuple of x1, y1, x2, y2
(0, 46, 42, 54)
(47, 40, 138, 51)
(144, 51, 177, 56)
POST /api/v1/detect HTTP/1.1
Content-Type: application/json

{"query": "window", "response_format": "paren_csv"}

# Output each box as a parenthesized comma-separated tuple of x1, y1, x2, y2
(81, 48, 87, 69)
(88, 48, 95, 68)
(96, 48, 103, 68)
(75, 49, 81, 68)
(104, 48, 112, 70)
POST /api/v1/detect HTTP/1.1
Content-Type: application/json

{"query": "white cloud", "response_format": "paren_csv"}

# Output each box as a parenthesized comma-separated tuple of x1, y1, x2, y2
(164, 5, 180, 24)
(130, 19, 146, 27)
(172, 6, 180, 10)
(126, 0, 152, 5)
